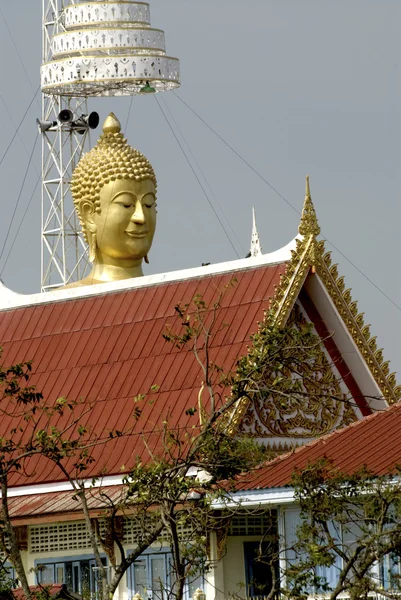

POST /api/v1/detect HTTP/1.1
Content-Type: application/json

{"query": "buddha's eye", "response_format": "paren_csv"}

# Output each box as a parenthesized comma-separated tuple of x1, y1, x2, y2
(117, 202, 133, 209)
(142, 193, 156, 209)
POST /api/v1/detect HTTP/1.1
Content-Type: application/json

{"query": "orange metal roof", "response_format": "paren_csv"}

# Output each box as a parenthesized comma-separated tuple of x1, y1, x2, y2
(8, 486, 124, 521)
(237, 401, 401, 491)
(0, 263, 286, 487)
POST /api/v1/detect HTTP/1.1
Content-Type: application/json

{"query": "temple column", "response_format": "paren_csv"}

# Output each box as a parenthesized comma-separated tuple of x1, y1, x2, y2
(205, 531, 225, 600)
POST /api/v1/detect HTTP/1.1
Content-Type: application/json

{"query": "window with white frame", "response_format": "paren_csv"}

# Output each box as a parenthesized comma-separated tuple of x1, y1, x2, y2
(283, 508, 342, 594)
(1, 563, 16, 588)
(381, 553, 401, 591)
(36, 556, 107, 597)
(128, 551, 204, 600)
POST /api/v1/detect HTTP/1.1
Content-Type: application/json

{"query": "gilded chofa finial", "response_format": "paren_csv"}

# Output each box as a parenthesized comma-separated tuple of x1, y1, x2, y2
(298, 175, 321, 237)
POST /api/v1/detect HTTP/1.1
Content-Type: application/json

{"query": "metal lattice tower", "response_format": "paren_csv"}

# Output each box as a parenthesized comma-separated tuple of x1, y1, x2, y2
(40, 0, 180, 291)
(41, 0, 91, 291)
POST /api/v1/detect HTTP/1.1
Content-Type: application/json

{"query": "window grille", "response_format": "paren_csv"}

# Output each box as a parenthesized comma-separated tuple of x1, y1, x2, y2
(30, 522, 92, 553)
(229, 514, 273, 536)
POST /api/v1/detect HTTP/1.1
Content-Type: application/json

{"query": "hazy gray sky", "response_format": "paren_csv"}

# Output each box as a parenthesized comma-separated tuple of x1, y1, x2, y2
(0, 1, 400, 372)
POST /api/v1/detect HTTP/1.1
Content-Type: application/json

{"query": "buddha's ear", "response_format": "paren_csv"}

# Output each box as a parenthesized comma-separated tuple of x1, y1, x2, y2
(79, 201, 97, 234)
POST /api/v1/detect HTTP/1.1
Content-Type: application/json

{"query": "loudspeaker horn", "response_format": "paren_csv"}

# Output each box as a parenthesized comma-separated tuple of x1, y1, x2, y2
(87, 112, 100, 130)
(36, 118, 57, 133)
(73, 112, 100, 134)
(58, 109, 74, 123)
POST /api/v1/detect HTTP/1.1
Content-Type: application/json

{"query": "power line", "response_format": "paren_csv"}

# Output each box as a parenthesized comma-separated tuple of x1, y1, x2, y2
(173, 91, 299, 217)
(154, 95, 241, 259)
(0, 88, 40, 169)
(172, 91, 401, 313)
(323, 242, 401, 312)
(0, 135, 39, 272)
(161, 95, 246, 256)
(0, 174, 41, 276)
(0, 7, 40, 103)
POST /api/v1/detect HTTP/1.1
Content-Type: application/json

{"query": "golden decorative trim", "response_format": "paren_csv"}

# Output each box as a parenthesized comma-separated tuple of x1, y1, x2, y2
(216, 524, 229, 560)
(270, 178, 400, 403)
(317, 251, 401, 403)
(227, 177, 400, 435)
(238, 304, 357, 439)
(268, 442, 299, 454)
(298, 175, 321, 237)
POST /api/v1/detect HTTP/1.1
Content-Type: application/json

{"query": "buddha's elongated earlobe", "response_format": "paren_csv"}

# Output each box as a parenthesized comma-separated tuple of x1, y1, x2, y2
(88, 231, 97, 263)
(145, 254, 150, 264)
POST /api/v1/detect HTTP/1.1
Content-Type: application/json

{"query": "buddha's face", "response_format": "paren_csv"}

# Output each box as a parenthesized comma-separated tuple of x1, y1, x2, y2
(92, 178, 157, 263)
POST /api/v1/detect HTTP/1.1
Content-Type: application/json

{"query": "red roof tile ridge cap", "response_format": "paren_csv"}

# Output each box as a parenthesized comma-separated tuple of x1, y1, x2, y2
(0, 237, 298, 312)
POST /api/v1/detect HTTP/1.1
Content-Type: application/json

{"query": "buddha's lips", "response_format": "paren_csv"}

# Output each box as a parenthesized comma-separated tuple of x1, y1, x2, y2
(125, 230, 148, 238)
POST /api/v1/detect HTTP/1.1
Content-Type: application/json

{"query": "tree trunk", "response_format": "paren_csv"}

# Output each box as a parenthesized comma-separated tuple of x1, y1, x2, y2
(78, 489, 110, 600)
(1, 480, 31, 600)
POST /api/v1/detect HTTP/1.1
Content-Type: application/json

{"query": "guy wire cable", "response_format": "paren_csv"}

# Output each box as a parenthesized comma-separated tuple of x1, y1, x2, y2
(0, 87, 40, 169)
(173, 91, 298, 216)
(173, 91, 401, 313)
(154, 95, 241, 259)
(0, 174, 41, 276)
(0, 134, 39, 271)
(160, 94, 246, 256)
(0, 6, 40, 103)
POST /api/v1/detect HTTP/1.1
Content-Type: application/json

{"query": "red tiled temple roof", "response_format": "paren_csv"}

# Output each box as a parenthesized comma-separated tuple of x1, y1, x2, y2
(10, 404, 401, 521)
(0, 263, 286, 487)
(236, 401, 401, 491)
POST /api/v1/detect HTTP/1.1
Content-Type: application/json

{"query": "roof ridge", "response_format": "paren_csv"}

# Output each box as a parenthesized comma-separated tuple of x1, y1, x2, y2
(0, 238, 297, 312)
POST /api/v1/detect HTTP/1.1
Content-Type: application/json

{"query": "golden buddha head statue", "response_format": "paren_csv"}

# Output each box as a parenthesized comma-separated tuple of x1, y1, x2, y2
(69, 113, 157, 286)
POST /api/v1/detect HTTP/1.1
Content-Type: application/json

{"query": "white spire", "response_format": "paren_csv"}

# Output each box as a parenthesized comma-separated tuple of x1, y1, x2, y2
(249, 207, 263, 257)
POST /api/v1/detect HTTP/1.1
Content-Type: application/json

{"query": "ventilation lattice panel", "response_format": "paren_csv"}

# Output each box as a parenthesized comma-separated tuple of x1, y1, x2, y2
(123, 518, 193, 545)
(30, 522, 92, 554)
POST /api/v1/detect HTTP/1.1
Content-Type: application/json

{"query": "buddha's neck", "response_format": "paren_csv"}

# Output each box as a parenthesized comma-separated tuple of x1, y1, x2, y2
(88, 255, 144, 283)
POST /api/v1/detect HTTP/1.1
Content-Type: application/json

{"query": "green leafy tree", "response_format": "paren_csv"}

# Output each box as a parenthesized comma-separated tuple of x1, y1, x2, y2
(92, 285, 356, 600)
(0, 283, 360, 600)
(68, 284, 270, 600)
(0, 351, 133, 600)
(285, 458, 401, 600)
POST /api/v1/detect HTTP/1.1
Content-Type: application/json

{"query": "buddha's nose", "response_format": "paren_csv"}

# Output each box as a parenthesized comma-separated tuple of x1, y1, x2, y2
(131, 201, 145, 224)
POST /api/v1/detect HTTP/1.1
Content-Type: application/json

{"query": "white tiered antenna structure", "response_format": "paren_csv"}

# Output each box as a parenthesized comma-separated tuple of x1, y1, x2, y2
(40, 0, 180, 292)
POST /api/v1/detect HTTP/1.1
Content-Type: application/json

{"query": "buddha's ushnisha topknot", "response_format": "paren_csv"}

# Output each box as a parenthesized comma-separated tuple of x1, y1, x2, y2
(70, 113, 157, 242)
